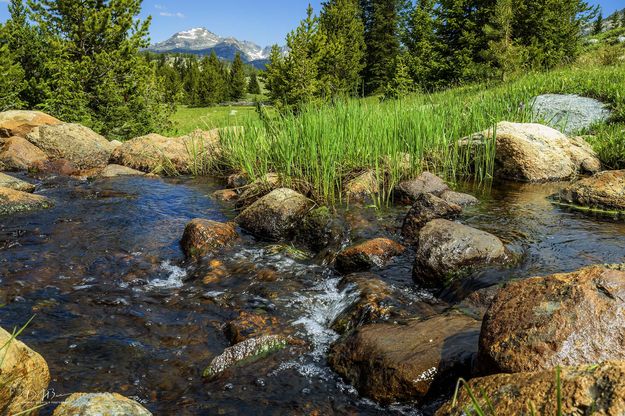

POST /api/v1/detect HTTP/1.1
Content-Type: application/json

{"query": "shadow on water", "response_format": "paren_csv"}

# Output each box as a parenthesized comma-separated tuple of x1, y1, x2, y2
(1, 175, 624, 414)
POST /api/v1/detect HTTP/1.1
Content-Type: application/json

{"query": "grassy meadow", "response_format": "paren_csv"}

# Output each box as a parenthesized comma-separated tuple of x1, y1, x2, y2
(172, 63, 625, 205)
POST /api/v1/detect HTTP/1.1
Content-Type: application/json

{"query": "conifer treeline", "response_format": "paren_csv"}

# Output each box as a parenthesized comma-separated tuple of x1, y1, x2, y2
(266, 0, 598, 109)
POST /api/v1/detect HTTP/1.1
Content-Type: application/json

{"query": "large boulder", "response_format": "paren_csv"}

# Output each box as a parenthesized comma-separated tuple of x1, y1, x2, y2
(235, 188, 314, 241)
(26, 123, 113, 170)
(52, 393, 152, 416)
(180, 219, 239, 259)
(0, 110, 62, 138)
(437, 361, 625, 416)
(110, 134, 189, 174)
(401, 193, 462, 241)
(335, 238, 405, 274)
(0, 136, 49, 171)
(0, 173, 35, 192)
(479, 265, 625, 374)
(532, 94, 612, 135)
(460, 122, 600, 181)
(0, 187, 53, 216)
(394, 172, 449, 204)
(0, 326, 50, 415)
(328, 313, 480, 404)
(556, 169, 625, 212)
(413, 219, 508, 288)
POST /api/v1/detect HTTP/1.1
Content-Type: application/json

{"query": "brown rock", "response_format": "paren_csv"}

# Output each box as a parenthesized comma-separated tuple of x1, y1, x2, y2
(0, 173, 35, 192)
(235, 188, 314, 241)
(460, 122, 600, 182)
(26, 123, 113, 170)
(344, 170, 380, 203)
(394, 172, 449, 204)
(335, 238, 405, 274)
(99, 164, 146, 178)
(437, 361, 625, 416)
(110, 133, 188, 174)
(225, 311, 281, 344)
(0, 110, 62, 138)
(180, 219, 239, 259)
(401, 193, 462, 241)
(227, 172, 250, 188)
(557, 169, 625, 211)
(0, 187, 53, 216)
(0, 136, 48, 171)
(0, 326, 51, 415)
(479, 265, 625, 374)
(413, 219, 508, 288)
(328, 313, 480, 404)
(235, 173, 282, 208)
(31, 159, 80, 177)
(52, 392, 152, 416)
(212, 189, 238, 202)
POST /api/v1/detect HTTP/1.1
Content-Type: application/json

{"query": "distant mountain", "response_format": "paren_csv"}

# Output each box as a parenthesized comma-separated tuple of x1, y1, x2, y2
(583, 8, 625, 36)
(147, 28, 285, 69)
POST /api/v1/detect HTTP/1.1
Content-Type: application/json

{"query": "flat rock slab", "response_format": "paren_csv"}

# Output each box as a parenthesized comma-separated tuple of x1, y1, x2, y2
(532, 94, 611, 135)
(438, 361, 625, 416)
(329, 313, 480, 404)
(556, 169, 625, 212)
(479, 265, 625, 373)
(52, 393, 152, 416)
(0, 186, 53, 216)
(0, 172, 35, 192)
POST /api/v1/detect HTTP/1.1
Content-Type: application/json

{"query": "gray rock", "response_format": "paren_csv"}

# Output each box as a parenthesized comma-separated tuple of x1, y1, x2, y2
(394, 172, 449, 203)
(401, 193, 462, 241)
(532, 94, 611, 135)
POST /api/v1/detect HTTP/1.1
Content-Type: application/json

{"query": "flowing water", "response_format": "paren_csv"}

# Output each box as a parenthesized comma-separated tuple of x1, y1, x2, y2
(1, 175, 624, 415)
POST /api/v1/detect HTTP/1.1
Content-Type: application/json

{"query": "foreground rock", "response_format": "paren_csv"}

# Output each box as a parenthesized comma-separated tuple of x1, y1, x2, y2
(52, 393, 152, 416)
(344, 170, 380, 203)
(394, 172, 449, 203)
(438, 361, 625, 416)
(0, 136, 49, 171)
(557, 169, 625, 212)
(99, 164, 146, 178)
(413, 219, 508, 288)
(401, 193, 462, 241)
(27, 123, 114, 170)
(479, 265, 625, 374)
(532, 94, 611, 135)
(236, 188, 314, 241)
(329, 313, 480, 404)
(0, 173, 35, 192)
(203, 335, 288, 379)
(0, 326, 50, 415)
(181, 219, 239, 259)
(0, 187, 53, 216)
(335, 238, 405, 274)
(460, 122, 600, 181)
(0, 110, 62, 138)
(296, 206, 345, 252)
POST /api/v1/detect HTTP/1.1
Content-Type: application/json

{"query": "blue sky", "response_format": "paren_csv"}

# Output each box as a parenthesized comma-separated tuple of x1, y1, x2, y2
(0, 0, 622, 46)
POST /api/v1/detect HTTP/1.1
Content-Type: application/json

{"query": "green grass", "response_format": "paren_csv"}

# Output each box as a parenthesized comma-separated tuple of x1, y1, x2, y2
(211, 64, 625, 205)
(165, 105, 260, 136)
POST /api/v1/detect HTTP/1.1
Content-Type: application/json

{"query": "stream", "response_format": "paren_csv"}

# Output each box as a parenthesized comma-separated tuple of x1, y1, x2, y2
(1, 174, 625, 415)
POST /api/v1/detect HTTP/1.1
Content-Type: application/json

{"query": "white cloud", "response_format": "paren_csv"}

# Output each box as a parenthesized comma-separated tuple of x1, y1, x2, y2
(159, 11, 185, 18)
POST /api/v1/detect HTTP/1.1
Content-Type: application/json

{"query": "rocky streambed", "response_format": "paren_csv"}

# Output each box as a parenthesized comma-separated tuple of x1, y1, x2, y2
(2, 109, 625, 414)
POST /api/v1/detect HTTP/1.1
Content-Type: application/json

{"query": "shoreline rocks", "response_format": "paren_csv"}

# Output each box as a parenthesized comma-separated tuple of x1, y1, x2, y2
(556, 169, 625, 212)
(0, 136, 49, 171)
(401, 193, 462, 241)
(344, 170, 380, 203)
(0, 173, 35, 193)
(394, 172, 450, 204)
(99, 164, 146, 178)
(0, 110, 62, 138)
(0, 187, 53, 216)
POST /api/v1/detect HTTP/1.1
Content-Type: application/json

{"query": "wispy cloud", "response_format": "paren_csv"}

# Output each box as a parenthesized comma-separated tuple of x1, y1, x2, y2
(159, 11, 185, 18)
(154, 4, 165, 10)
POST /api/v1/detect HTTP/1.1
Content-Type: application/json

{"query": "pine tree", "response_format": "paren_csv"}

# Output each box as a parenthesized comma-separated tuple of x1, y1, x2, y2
(383, 53, 413, 99)
(318, 0, 366, 97)
(229, 53, 248, 101)
(593, 11, 603, 34)
(484, 0, 527, 81)
(0, 38, 26, 111)
(402, 0, 438, 90)
(622, 10, 625, 28)
(248, 72, 261, 95)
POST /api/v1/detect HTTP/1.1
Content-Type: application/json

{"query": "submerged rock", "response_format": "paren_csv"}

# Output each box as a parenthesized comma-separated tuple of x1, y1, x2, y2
(181, 219, 239, 259)
(328, 313, 480, 404)
(0, 136, 48, 171)
(437, 361, 625, 416)
(413, 219, 508, 288)
(344, 170, 380, 203)
(203, 335, 288, 379)
(0, 172, 35, 192)
(335, 238, 405, 274)
(0, 187, 53, 216)
(52, 392, 152, 416)
(236, 188, 314, 241)
(212, 189, 238, 202)
(0, 110, 62, 138)
(225, 311, 282, 344)
(440, 190, 479, 207)
(99, 164, 146, 178)
(479, 265, 625, 374)
(460, 121, 600, 182)
(557, 169, 625, 212)
(0, 326, 51, 415)
(394, 172, 449, 204)
(401, 193, 462, 241)
(532, 94, 612, 135)
(26, 123, 114, 170)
